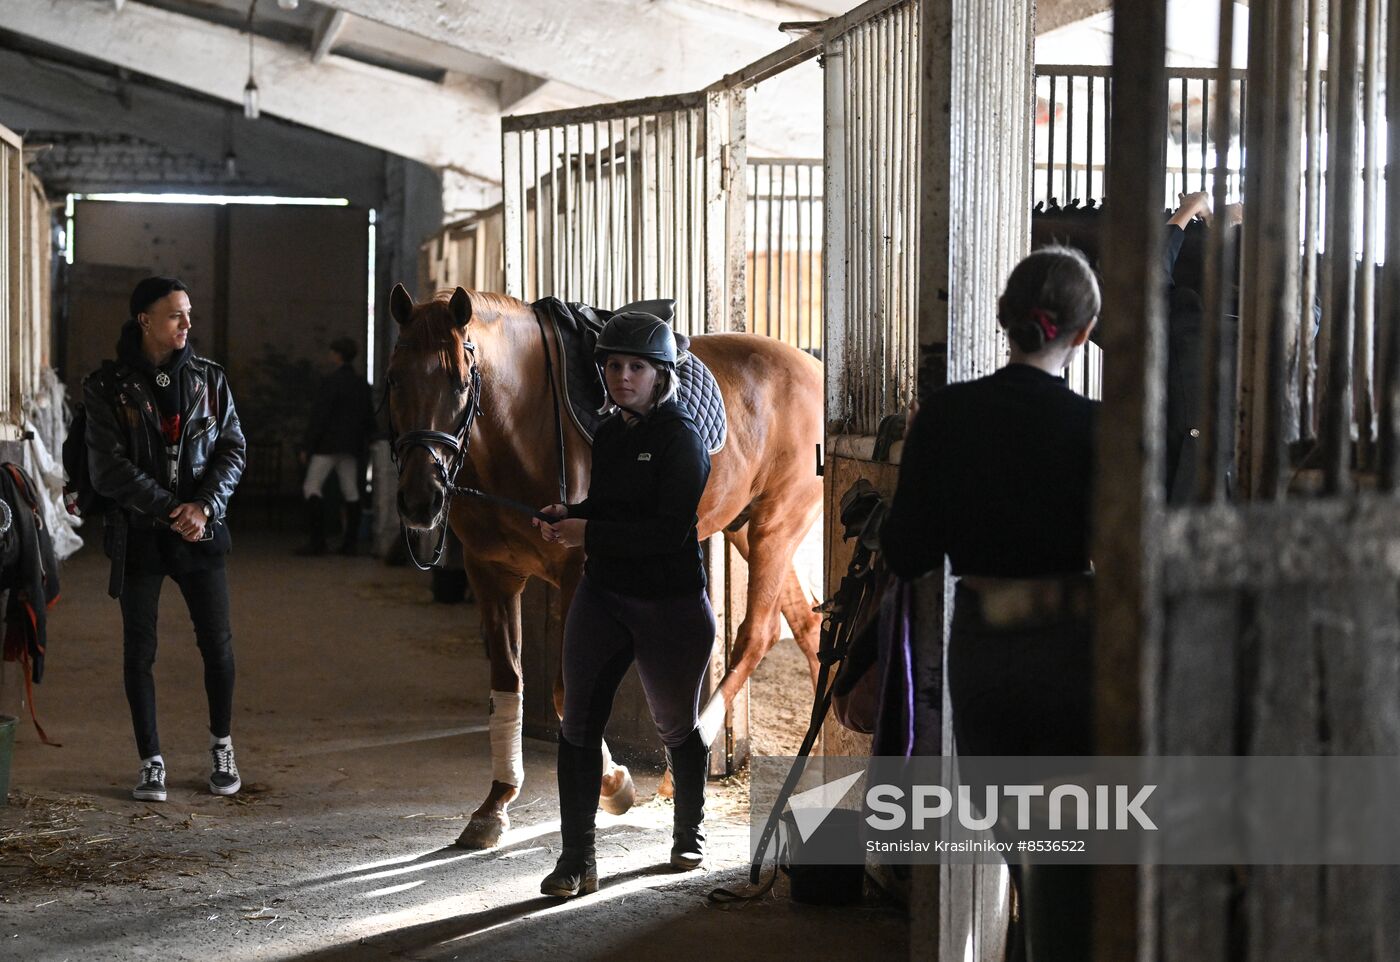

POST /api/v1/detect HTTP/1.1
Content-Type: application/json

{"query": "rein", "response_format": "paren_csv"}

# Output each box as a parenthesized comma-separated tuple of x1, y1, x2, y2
(388, 305, 570, 569)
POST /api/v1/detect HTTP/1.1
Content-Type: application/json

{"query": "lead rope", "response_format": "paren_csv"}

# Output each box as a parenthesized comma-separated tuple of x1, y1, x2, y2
(707, 536, 879, 905)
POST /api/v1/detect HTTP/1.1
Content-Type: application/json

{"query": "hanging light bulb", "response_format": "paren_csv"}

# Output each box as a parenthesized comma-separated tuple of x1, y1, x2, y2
(243, 77, 260, 119)
(243, 0, 260, 120)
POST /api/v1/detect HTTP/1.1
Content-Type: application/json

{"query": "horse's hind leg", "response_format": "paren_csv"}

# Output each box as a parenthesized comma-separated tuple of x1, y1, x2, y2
(780, 560, 823, 688)
(700, 503, 818, 746)
(455, 563, 527, 850)
(730, 520, 824, 688)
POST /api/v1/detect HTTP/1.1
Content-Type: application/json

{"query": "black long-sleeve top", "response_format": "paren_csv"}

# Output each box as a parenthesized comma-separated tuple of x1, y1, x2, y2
(881, 364, 1097, 580)
(304, 364, 375, 457)
(568, 399, 711, 597)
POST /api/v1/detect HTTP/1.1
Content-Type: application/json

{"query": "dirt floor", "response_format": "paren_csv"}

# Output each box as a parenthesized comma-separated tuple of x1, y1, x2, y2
(0, 523, 905, 961)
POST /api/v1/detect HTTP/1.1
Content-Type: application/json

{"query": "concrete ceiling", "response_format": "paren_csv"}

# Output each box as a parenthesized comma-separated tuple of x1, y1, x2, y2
(1, 0, 1116, 215)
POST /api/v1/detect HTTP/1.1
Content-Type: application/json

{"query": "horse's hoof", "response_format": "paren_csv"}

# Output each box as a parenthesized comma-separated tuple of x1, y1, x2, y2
(455, 812, 508, 849)
(599, 765, 636, 816)
(656, 767, 675, 800)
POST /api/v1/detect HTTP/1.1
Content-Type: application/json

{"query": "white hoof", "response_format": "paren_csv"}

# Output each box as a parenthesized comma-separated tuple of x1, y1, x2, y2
(455, 812, 508, 849)
(599, 765, 636, 815)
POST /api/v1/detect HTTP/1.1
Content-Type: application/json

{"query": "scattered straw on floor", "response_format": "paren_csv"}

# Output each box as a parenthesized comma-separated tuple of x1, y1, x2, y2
(0, 791, 221, 896)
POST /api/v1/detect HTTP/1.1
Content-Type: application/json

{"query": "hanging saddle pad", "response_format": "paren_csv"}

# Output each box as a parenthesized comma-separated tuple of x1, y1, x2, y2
(533, 297, 728, 455)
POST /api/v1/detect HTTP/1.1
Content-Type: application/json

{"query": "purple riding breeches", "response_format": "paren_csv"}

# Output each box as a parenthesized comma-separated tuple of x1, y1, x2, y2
(560, 574, 716, 750)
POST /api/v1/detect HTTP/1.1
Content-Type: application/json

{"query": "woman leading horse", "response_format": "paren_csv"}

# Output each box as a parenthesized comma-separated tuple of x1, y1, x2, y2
(387, 286, 824, 849)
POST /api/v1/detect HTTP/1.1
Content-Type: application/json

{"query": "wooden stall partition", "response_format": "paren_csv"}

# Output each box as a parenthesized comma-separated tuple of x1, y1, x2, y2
(0, 122, 25, 439)
(24, 174, 50, 395)
(1098, 0, 1400, 957)
(419, 206, 506, 297)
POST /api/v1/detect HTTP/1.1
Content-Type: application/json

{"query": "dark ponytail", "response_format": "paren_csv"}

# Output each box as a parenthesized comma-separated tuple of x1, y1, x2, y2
(997, 246, 1101, 354)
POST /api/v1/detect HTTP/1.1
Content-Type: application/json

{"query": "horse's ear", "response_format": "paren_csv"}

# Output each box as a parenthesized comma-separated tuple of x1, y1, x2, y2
(448, 287, 472, 328)
(390, 284, 415, 327)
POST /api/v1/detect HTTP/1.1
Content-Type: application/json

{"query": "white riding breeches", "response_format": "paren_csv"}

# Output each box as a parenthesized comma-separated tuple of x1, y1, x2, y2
(303, 453, 361, 502)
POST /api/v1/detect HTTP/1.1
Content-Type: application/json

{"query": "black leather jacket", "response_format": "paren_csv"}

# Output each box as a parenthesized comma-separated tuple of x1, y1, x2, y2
(84, 356, 247, 525)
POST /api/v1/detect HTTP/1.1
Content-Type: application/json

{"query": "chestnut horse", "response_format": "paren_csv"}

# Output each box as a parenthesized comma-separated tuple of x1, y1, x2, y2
(388, 285, 823, 848)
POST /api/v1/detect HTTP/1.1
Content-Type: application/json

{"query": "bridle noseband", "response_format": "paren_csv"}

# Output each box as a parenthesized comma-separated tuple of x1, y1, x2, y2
(387, 310, 570, 570)
(388, 342, 482, 569)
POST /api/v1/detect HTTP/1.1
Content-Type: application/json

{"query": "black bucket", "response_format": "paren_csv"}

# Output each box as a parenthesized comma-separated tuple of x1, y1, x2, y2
(780, 808, 867, 906)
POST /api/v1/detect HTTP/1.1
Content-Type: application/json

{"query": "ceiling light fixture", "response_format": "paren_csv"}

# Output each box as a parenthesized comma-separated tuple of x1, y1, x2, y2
(243, 0, 260, 120)
(277, 0, 299, 8)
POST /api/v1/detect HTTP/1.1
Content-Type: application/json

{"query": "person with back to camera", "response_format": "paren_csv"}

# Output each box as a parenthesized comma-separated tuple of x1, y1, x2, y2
(530, 311, 714, 898)
(881, 246, 1101, 962)
(296, 336, 374, 556)
(85, 277, 247, 803)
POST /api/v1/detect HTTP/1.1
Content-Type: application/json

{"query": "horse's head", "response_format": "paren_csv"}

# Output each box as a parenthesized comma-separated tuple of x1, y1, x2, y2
(386, 283, 479, 529)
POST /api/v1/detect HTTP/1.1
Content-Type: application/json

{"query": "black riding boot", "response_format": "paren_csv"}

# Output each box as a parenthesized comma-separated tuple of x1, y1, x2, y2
(294, 496, 326, 556)
(667, 728, 709, 870)
(338, 501, 362, 555)
(540, 737, 602, 897)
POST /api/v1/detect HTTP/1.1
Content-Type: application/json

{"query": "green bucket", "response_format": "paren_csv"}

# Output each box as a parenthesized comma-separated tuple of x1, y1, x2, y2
(0, 715, 16, 805)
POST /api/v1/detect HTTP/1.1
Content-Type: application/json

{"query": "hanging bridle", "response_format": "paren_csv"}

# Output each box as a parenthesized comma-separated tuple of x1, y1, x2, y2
(387, 309, 570, 571)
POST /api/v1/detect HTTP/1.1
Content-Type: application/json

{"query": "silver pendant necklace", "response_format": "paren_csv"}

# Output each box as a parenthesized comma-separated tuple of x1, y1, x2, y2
(155, 371, 171, 388)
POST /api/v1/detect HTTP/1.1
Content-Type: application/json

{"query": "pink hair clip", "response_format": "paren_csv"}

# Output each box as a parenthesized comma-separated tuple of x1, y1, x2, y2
(1029, 308, 1058, 341)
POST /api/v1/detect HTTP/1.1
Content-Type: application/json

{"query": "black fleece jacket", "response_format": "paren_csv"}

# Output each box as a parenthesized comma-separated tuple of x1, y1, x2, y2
(881, 363, 1097, 579)
(567, 399, 711, 597)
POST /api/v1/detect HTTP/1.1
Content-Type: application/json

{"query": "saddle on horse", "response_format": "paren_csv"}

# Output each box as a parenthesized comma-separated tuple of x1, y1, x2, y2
(533, 297, 728, 455)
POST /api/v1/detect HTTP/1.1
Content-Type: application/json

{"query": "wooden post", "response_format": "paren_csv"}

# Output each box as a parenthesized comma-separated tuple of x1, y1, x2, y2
(1321, 0, 1362, 494)
(1097, 2, 1168, 958)
(1379, 0, 1400, 486)
(1197, 1, 1238, 503)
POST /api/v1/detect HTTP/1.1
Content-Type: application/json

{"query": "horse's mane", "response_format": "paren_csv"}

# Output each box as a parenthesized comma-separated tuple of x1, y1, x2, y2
(400, 290, 528, 379)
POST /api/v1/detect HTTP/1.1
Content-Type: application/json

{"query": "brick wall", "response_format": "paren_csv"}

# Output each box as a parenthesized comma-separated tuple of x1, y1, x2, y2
(27, 132, 274, 195)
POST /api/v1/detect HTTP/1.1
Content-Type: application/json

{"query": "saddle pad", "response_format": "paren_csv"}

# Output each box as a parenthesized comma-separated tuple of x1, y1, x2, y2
(534, 297, 727, 455)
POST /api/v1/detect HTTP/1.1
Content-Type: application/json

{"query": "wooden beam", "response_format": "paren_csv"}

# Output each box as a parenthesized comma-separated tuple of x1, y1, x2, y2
(2, 0, 502, 184)
(310, 9, 349, 64)
(312, 0, 784, 101)
(1161, 496, 1400, 593)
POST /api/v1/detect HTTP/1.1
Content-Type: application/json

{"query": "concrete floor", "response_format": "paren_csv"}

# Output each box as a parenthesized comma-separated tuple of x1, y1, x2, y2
(0, 526, 906, 961)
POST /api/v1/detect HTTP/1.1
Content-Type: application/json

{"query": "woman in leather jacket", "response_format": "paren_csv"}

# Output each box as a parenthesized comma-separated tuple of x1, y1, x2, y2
(84, 277, 247, 804)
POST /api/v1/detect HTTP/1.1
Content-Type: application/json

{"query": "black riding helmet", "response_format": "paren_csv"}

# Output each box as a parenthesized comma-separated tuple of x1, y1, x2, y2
(594, 311, 677, 368)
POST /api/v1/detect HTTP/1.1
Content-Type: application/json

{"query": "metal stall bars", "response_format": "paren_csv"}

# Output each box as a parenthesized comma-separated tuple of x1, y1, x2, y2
(501, 89, 743, 337)
(1034, 65, 1250, 211)
(0, 122, 26, 439)
(1033, 64, 1253, 404)
(824, 0, 923, 441)
(747, 157, 823, 357)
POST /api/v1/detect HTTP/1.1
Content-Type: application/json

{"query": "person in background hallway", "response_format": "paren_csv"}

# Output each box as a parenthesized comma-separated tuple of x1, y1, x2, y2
(881, 246, 1101, 962)
(297, 337, 374, 556)
(85, 276, 247, 803)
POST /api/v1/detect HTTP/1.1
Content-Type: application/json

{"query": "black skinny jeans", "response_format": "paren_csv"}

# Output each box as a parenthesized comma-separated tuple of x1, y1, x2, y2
(948, 583, 1093, 962)
(560, 574, 715, 750)
(120, 565, 235, 759)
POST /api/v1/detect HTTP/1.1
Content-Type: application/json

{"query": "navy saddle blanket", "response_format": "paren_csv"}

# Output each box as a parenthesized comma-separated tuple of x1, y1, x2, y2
(532, 296, 728, 455)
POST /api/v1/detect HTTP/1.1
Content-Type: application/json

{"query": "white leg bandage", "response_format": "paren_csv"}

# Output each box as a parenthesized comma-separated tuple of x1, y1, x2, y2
(489, 691, 525, 788)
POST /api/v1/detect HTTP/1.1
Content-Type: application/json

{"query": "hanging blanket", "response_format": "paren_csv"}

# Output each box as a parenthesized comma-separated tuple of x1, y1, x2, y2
(0, 463, 61, 745)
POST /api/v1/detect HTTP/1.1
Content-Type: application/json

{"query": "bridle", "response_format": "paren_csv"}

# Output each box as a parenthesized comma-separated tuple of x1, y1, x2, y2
(387, 308, 570, 570)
